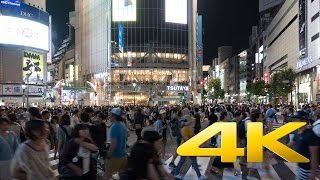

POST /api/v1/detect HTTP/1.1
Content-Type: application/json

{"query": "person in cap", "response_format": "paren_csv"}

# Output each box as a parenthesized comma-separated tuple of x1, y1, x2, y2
(287, 111, 319, 180)
(105, 108, 127, 180)
(173, 115, 207, 180)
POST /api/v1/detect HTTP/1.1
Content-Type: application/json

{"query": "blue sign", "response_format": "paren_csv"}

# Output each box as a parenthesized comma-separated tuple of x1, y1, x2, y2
(0, 1, 49, 25)
(118, 22, 124, 52)
(197, 16, 203, 63)
(0, 0, 20, 6)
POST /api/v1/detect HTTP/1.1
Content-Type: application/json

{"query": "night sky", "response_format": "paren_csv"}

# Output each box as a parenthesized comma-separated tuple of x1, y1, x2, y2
(46, 0, 259, 65)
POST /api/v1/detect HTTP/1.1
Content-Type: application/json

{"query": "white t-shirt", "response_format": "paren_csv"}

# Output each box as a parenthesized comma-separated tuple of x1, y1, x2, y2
(312, 120, 320, 137)
(77, 147, 90, 174)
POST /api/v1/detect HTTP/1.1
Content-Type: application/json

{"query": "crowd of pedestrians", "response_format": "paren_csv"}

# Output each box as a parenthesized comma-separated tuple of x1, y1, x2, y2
(0, 103, 318, 180)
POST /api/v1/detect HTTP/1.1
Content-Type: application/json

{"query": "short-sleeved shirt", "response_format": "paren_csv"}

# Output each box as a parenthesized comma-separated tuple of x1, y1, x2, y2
(0, 131, 18, 161)
(293, 128, 319, 170)
(110, 121, 127, 158)
(181, 126, 195, 144)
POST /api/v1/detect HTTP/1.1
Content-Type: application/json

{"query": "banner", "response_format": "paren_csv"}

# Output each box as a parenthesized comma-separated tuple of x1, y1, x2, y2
(197, 16, 203, 63)
(2, 84, 44, 96)
(22, 51, 44, 84)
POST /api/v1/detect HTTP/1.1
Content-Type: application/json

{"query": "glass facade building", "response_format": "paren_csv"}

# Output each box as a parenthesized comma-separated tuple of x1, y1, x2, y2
(75, 0, 192, 105)
(109, 0, 189, 105)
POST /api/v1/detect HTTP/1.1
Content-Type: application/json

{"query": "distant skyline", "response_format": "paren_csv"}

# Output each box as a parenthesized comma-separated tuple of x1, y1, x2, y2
(46, 0, 259, 65)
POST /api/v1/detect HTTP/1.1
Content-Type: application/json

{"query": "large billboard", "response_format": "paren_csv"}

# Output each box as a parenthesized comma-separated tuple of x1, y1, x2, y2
(112, 0, 136, 22)
(165, 0, 187, 24)
(22, 51, 44, 84)
(0, 1, 49, 51)
(0, 16, 49, 51)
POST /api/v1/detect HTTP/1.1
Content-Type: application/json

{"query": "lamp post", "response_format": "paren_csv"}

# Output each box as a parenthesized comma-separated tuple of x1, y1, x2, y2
(133, 82, 137, 106)
(21, 84, 26, 108)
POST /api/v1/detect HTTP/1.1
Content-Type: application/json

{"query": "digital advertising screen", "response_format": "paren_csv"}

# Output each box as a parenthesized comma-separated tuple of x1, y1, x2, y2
(22, 51, 44, 85)
(0, 16, 49, 51)
(165, 0, 187, 24)
(112, 0, 137, 22)
(0, 1, 49, 51)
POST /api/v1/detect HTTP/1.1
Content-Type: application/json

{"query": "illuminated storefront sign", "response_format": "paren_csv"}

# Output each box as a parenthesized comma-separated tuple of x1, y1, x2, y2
(296, 57, 313, 70)
(167, 86, 189, 91)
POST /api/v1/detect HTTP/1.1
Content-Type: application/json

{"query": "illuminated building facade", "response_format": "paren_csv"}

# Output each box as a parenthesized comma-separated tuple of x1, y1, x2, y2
(75, 0, 197, 105)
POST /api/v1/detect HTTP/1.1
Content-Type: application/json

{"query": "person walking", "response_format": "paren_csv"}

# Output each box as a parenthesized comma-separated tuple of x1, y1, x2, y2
(173, 115, 207, 180)
(105, 108, 128, 180)
(11, 120, 55, 180)
(287, 111, 319, 180)
(134, 108, 145, 141)
(0, 117, 19, 180)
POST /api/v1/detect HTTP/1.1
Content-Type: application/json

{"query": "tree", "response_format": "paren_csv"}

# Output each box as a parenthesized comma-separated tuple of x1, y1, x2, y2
(269, 68, 296, 104)
(246, 80, 267, 96)
(206, 78, 225, 99)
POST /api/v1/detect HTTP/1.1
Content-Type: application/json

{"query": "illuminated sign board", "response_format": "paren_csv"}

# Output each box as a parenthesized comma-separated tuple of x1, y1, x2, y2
(165, 0, 187, 24)
(167, 86, 189, 92)
(0, 2, 49, 25)
(0, 16, 49, 51)
(22, 51, 44, 84)
(296, 57, 313, 70)
(0, 0, 20, 6)
(112, 0, 136, 22)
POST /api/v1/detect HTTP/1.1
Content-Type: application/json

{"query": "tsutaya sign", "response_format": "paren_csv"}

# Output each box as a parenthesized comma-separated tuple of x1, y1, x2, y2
(167, 86, 189, 91)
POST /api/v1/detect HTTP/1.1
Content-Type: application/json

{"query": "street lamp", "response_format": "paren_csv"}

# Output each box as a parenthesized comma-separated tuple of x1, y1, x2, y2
(133, 82, 137, 106)
(21, 84, 26, 108)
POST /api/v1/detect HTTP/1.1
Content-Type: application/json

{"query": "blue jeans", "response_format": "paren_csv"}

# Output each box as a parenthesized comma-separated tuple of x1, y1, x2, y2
(174, 156, 201, 177)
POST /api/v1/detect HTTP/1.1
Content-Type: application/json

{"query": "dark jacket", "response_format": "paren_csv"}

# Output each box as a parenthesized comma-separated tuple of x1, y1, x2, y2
(59, 138, 97, 178)
(134, 112, 144, 129)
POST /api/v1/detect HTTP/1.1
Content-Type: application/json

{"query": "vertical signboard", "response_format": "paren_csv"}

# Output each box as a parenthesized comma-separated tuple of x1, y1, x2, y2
(298, 0, 307, 59)
(119, 22, 124, 53)
(197, 16, 203, 63)
(47, 15, 52, 63)
(22, 51, 44, 84)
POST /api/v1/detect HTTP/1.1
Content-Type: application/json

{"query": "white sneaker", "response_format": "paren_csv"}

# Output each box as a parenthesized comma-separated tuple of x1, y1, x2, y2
(198, 175, 207, 180)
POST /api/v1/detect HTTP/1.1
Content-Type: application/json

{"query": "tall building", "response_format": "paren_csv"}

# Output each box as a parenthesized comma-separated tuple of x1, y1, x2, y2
(74, 0, 198, 105)
(263, 0, 320, 105)
(0, 0, 50, 107)
(295, 0, 320, 105)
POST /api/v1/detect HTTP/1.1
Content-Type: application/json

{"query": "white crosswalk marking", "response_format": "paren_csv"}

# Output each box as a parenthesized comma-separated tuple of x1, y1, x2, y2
(164, 155, 181, 173)
(49, 150, 59, 177)
(284, 162, 298, 176)
(183, 157, 211, 180)
(257, 165, 281, 180)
